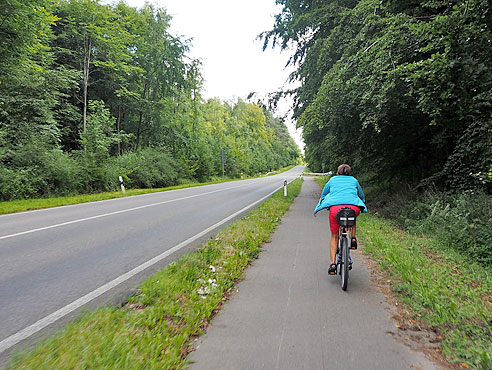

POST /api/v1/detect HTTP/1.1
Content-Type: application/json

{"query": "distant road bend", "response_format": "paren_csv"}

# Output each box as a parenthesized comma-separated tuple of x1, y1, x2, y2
(0, 166, 304, 360)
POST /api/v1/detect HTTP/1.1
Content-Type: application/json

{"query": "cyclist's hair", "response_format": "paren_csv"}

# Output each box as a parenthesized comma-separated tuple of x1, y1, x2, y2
(337, 164, 352, 176)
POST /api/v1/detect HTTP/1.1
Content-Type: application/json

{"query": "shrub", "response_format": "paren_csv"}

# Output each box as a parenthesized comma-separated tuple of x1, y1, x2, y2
(0, 149, 81, 200)
(410, 192, 492, 267)
(39, 149, 82, 196)
(0, 167, 37, 200)
(371, 188, 492, 267)
(107, 148, 185, 189)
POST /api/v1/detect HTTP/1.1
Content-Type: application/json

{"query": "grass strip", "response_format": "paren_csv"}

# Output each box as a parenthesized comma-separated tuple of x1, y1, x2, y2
(313, 176, 491, 369)
(8, 178, 303, 370)
(0, 166, 297, 215)
(358, 215, 492, 369)
(0, 184, 212, 215)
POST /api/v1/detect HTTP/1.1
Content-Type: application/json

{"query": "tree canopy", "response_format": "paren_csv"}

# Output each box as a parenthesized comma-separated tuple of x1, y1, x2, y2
(265, 0, 491, 192)
(0, 0, 300, 200)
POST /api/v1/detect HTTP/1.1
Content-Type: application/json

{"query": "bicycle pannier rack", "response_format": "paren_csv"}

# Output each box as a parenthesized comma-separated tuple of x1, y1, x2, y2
(336, 207, 356, 227)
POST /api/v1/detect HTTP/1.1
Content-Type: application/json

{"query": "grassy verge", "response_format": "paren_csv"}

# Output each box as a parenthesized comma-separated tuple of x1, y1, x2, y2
(0, 166, 297, 215)
(266, 165, 295, 176)
(358, 214, 491, 369)
(313, 176, 491, 369)
(8, 178, 303, 370)
(0, 183, 216, 215)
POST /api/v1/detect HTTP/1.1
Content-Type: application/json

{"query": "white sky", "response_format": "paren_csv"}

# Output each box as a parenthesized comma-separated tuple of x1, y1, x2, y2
(105, 0, 304, 152)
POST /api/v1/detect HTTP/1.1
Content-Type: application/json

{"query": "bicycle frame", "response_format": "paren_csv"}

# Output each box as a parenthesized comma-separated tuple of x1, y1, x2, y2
(337, 225, 352, 291)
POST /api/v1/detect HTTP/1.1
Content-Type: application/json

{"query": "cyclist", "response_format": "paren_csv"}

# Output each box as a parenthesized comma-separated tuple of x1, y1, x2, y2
(314, 164, 367, 275)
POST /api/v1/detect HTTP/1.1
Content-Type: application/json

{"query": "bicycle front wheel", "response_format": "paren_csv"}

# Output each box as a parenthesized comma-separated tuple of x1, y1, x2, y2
(340, 236, 349, 291)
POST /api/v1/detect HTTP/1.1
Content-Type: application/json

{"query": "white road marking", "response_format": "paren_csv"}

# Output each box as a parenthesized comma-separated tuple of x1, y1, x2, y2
(0, 179, 296, 354)
(0, 180, 264, 241)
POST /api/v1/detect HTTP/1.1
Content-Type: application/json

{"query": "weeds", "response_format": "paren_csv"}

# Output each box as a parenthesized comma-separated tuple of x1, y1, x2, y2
(358, 214, 492, 369)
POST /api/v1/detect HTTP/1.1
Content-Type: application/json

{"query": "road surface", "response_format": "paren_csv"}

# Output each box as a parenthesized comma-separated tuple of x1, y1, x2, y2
(0, 166, 304, 365)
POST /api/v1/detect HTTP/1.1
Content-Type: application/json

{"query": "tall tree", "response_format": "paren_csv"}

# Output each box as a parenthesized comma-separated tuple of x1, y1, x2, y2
(266, 0, 491, 192)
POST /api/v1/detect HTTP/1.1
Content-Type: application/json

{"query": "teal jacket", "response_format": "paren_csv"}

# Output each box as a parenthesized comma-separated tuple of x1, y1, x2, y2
(314, 175, 367, 214)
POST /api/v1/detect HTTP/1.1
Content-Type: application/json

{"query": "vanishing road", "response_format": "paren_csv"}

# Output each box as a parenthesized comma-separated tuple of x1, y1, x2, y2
(0, 166, 304, 364)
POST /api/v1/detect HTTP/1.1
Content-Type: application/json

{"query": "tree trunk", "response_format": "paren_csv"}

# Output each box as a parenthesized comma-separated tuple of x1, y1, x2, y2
(135, 81, 148, 151)
(117, 104, 121, 155)
(82, 35, 91, 135)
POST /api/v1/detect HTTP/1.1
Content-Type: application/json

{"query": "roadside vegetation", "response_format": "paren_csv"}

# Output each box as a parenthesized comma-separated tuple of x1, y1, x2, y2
(7, 178, 303, 370)
(0, 166, 295, 215)
(0, 1, 300, 201)
(358, 215, 491, 370)
(315, 176, 491, 369)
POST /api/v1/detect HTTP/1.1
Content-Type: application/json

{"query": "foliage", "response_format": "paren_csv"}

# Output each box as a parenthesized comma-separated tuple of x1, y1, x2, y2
(7, 179, 303, 369)
(265, 0, 492, 193)
(0, 0, 301, 201)
(107, 148, 182, 190)
(371, 186, 492, 267)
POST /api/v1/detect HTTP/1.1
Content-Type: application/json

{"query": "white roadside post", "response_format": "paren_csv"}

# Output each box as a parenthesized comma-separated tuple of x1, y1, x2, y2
(283, 178, 287, 197)
(119, 176, 126, 194)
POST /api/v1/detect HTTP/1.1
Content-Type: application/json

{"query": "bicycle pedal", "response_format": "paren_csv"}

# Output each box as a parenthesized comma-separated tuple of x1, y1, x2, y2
(350, 238, 357, 249)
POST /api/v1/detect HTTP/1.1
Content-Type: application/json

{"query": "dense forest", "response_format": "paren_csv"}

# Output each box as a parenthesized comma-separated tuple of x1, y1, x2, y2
(0, 0, 300, 201)
(265, 0, 490, 192)
(265, 0, 491, 264)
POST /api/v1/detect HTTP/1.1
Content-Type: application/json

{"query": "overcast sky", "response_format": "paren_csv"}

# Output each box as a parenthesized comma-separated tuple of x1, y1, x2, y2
(103, 0, 304, 151)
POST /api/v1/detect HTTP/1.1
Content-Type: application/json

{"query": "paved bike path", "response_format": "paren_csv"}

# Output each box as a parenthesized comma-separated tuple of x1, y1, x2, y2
(188, 177, 441, 370)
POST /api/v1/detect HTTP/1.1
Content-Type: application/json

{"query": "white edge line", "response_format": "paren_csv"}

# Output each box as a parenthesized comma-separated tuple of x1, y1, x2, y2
(0, 177, 265, 220)
(0, 178, 297, 354)
(0, 180, 265, 241)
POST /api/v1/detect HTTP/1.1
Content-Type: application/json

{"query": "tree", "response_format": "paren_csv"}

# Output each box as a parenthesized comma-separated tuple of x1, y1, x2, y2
(266, 0, 491, 192)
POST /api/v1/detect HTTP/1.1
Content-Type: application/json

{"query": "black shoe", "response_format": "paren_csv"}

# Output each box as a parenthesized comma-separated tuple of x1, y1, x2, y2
(328, 263, 337, 275)
(350, 237, 357, 250)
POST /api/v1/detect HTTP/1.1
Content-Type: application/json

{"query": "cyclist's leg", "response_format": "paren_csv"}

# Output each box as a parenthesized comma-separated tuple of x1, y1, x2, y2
(328, 233, 338, 275)
(344, 205, 361, 249)
(329, 233, 338, 264)
(328, 206, 343, 264)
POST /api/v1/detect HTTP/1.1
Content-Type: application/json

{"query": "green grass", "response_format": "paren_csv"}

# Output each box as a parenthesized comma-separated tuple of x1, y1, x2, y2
(314, 176, 330, 186)
(0, 166, 297, 215)
(0, 184, 210, 215)
(7, 178, 303, 370)
(358, 214, 492, 369)
(266, 165, 295, 176)
(313, 176, 491, 369)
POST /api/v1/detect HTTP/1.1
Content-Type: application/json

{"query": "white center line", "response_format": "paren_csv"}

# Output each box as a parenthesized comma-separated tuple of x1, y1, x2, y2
(0, 179, 265, 241)
(0, 180, 294, 355)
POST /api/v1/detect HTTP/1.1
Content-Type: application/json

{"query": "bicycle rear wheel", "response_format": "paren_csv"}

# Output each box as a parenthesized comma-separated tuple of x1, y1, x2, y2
(340, 236, 349, 291)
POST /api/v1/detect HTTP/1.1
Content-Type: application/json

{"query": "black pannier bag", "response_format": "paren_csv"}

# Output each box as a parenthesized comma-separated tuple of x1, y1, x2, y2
(336, 207, 356, 227)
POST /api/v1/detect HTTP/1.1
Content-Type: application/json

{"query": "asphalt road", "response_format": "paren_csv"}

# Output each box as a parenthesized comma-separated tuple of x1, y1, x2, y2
(0, 166, 304, 364)
(189, 177, 443, 370)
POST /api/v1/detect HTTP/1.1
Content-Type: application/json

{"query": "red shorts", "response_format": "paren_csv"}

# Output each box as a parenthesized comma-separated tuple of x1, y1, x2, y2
(329, 205, 361, 234)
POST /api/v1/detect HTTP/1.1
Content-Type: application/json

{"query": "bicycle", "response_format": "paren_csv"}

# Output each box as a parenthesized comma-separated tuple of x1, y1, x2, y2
(335, 207, 357, 291)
